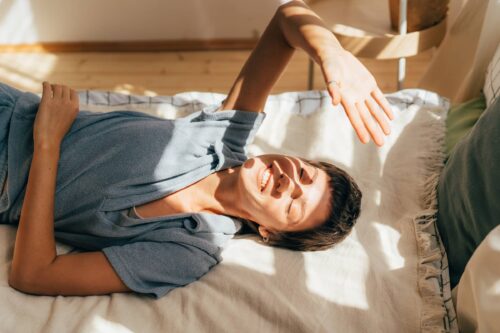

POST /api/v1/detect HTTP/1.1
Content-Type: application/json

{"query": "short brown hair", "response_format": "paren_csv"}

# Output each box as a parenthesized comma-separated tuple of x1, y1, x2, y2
(238, 159, 362, 251)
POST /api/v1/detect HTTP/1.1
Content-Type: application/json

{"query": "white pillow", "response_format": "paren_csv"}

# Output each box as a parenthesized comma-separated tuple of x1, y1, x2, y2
(484, 43, 500, 107)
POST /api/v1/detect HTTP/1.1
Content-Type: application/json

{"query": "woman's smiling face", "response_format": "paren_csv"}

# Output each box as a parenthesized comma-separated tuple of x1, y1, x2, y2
(238, 154, 332, 235)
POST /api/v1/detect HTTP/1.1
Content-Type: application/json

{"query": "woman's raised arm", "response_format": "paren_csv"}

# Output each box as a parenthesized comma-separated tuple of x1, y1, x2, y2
(218, 4, 294, 114)
(220, 0, 394, 146)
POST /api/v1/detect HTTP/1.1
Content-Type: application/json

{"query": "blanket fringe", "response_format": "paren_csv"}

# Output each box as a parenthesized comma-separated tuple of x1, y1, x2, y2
(412, 103, 458, 333)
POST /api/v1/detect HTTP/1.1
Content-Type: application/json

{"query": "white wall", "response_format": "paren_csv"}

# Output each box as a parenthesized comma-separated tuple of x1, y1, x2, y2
(0, 0, 288, 44)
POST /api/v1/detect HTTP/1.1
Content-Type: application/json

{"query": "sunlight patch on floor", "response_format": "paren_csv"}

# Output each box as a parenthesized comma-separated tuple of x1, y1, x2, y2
(0, 53, 57, 91)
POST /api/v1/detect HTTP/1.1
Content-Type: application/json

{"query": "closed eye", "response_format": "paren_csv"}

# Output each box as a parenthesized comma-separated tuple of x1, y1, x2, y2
(287, 164, 318, 221)
(287, 167, 304, 215)
(300, 166, 314, 184)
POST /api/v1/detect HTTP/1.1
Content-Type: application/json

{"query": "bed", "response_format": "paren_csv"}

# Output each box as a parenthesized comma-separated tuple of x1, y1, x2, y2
(0, 0, 498, 332)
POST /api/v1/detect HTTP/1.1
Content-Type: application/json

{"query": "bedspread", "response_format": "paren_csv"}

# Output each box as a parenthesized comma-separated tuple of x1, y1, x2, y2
(0, 88, 456, 333)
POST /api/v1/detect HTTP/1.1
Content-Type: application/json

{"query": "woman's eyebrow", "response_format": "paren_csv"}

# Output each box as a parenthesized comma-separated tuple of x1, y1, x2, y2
(292, 163, 319, 224)
(304, 162, 319, 184)
(311, 165, 319, 182)
(296, 164, 319, 225)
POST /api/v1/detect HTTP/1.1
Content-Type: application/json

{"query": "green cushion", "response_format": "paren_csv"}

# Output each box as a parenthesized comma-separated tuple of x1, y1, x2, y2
(437, 96, 500, 288)
(445, 94, 487, 157)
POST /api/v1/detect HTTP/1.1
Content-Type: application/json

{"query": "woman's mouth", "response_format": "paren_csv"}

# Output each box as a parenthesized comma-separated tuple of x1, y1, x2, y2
(260, 164, 273, 192)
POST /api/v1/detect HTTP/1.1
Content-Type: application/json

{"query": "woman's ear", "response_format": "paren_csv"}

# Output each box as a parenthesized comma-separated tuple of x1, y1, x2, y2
(258, 225, 271, 239)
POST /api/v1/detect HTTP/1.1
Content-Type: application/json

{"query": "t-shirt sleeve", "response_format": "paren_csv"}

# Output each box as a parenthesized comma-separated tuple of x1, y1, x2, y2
(102, 241, 219, 299)
(195, 103, 266, 160)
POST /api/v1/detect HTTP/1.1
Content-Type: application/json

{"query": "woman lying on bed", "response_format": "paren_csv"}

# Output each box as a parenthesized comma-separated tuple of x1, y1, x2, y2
(2, 0, 393, 298)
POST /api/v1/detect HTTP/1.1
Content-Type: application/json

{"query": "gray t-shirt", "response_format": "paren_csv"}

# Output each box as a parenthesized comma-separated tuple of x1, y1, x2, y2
(0, 82, 266, 298)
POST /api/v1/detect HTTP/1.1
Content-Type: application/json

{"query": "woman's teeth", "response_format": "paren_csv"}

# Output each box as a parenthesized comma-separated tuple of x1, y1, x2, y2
(260, 166, 272, 191)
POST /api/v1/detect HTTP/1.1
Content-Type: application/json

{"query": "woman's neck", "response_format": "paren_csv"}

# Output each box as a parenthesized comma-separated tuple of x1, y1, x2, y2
(177, 166, 248, 219)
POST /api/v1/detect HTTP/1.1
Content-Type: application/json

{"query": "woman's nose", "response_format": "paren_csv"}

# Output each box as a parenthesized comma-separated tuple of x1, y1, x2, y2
(276, 173, 302, 197)
(276, 173, 302, 198)
(276, 174, 289, 193)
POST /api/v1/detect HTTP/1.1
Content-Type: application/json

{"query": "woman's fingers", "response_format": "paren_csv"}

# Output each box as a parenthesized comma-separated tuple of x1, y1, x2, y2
(51, 84, 62, 99)
(61, 85, 71, 101)
(327, 81, 342, 105)
(342, 97, 370, 144)
(70, 89, 79, 102)
(334, 85, 393, 146)
(357, 101, 385, 146)
(42, 81, 79, 104)
(366, 97, 391, 135)
(371, 88, 394, 120)
(44, 82, 76, 102)
(41, 81, 52, 99)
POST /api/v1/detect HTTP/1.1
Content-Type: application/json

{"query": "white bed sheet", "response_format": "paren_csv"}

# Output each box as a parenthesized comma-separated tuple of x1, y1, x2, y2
(0, 88, 455, 333)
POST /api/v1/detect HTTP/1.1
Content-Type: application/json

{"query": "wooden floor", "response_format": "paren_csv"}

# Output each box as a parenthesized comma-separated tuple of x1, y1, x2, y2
(0, 49, 434, 97)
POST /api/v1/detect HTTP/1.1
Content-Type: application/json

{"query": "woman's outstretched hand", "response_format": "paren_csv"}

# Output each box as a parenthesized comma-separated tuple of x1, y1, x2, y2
(34, 81, 80, 149)
(320, 50, 394, 146)
(319, 49, 394, 146)
(277, 0, 394, 146)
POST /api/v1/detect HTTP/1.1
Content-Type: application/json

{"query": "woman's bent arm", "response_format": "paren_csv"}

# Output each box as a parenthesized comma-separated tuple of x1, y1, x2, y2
(219, 5, 295, 113)
(221, 0, 394, 146)
(10, 81, 80, 287)
(220, 0, 343, 114)
(9, 144, 60, 285)
(9, 82, 131, 296)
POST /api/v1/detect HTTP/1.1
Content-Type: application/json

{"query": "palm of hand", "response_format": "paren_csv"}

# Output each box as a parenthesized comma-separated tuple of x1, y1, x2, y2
(320, 50, 395, 146)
